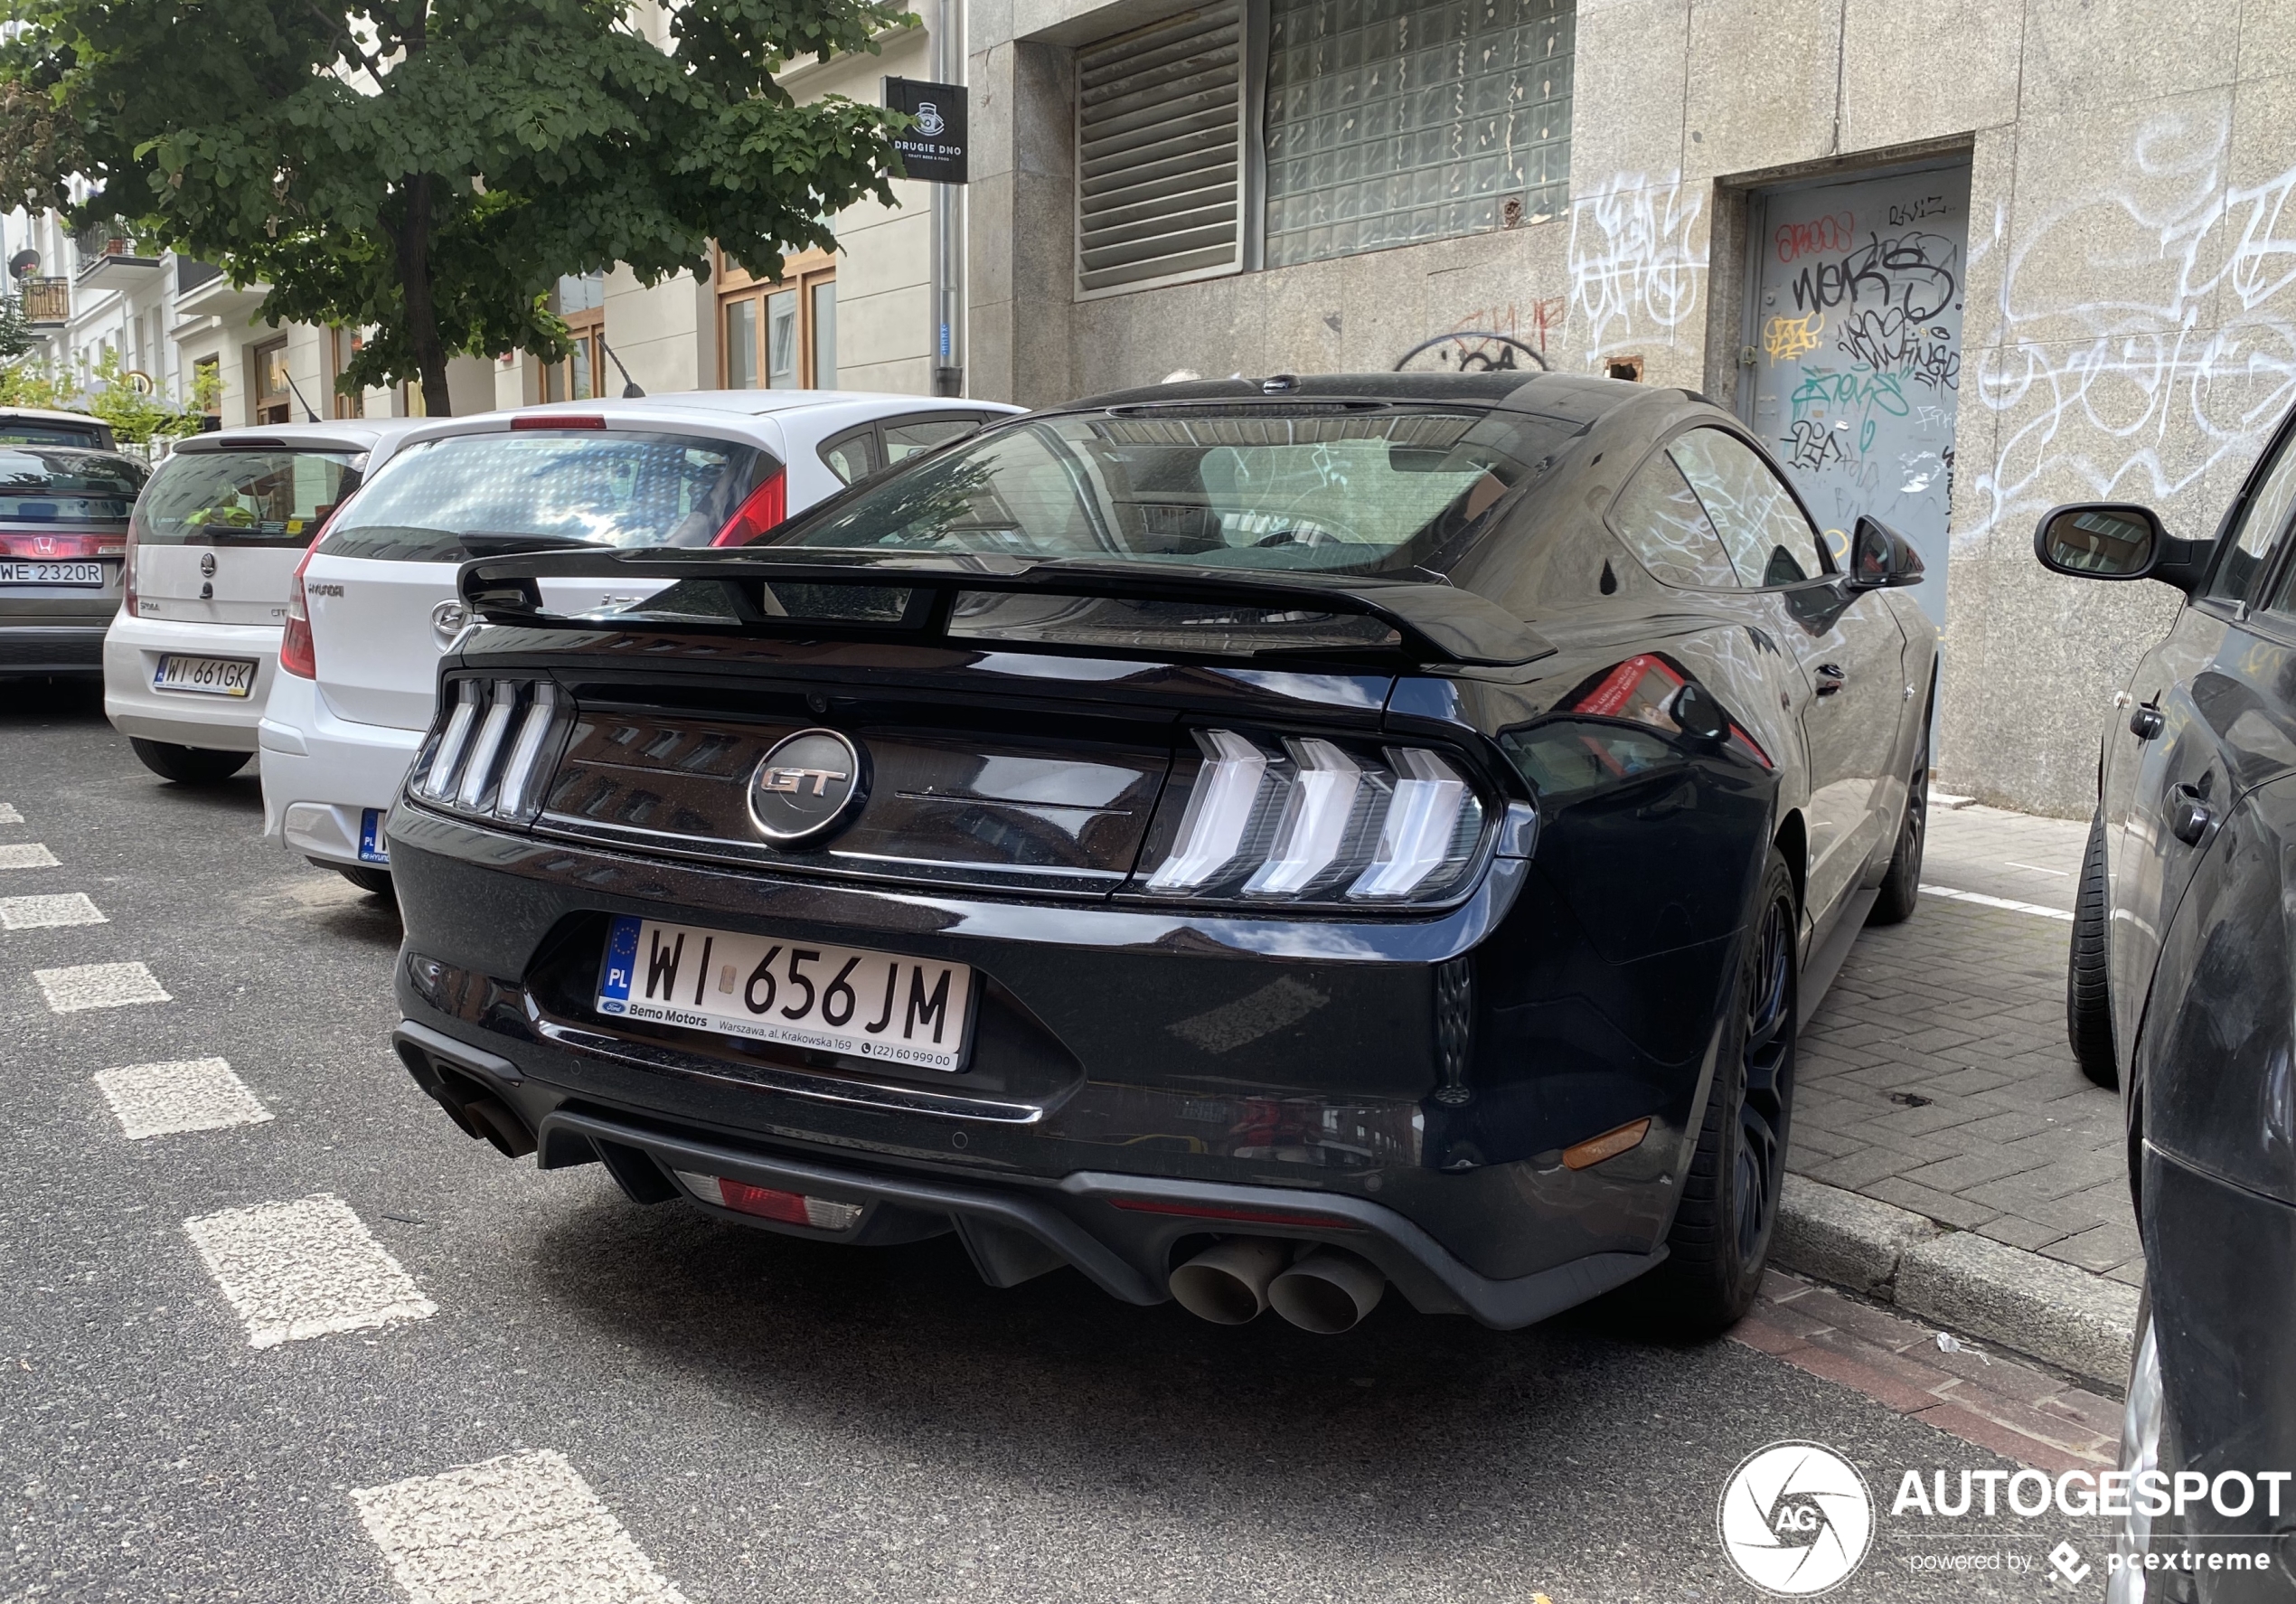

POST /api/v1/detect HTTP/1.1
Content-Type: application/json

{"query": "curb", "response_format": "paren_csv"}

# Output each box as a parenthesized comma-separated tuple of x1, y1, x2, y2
(1771, 1174, 2141, 1392)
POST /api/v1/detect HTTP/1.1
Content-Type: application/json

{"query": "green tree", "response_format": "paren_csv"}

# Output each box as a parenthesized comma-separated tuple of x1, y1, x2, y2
(0, 289, 32, 363)
(0, 348, 220, 443)
(0, 0, 912, 415)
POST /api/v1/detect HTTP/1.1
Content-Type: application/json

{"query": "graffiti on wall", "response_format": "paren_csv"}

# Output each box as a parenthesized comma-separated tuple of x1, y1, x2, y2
(1567, 173, 1707, 357)
(1974, 104, 2296, 547)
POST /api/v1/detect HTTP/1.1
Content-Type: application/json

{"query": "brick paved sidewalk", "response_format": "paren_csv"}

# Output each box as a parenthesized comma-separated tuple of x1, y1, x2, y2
(1791, 803, 2142, 1288)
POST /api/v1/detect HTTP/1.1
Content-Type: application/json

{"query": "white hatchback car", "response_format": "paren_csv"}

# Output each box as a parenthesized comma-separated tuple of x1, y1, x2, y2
(259, 392, 1021, 892)
(104, 420, 431, 783)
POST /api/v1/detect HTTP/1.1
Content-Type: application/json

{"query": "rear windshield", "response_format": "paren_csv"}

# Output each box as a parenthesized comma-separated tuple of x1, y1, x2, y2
(133, 450, 362, 547)
(0, 418, 110, 448)
(320, 429, 772, 562)
(769, 407, 1566, 575)
(0, 448, 146, 525)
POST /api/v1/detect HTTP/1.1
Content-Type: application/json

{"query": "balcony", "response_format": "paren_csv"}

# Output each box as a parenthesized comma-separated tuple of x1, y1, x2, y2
(18, 276, 68, 326)
(73, 221, 163, 286)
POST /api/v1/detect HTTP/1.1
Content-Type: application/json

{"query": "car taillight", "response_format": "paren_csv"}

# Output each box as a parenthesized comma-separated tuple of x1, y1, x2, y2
(0, 533, 120, 558)
(407, 676, 574, 825)
(1136, 730, 1489, 905)
(121, 530, 140, 617)
(711, 470, 786, 546)
(278, 544, 320, 678)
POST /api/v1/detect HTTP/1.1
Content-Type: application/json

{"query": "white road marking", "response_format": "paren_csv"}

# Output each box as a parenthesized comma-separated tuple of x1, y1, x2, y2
(0, 843, 61, 869)
(183, 1194, 436, 1349)
(34, 961, 170, 1012)
(1919, 884, 2075, 922)
(0, 892, 107, 929)
(0, 803, 23, 824)
(96, 1058, 272, 1139)
(352, 1450, 688, 1604)
(2001, 860, 2070, 877)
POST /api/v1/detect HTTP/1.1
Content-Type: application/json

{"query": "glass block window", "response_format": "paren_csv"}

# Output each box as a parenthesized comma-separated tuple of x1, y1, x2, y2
(1264, 0, 1575, 269)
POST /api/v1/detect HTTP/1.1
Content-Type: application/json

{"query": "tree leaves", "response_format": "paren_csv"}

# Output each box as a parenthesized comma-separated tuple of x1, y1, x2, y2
(0, 0, 915, 410)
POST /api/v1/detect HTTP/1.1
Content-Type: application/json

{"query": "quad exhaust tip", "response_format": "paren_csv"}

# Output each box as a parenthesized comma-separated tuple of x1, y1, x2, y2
(1169, 1238, 1387, 1333)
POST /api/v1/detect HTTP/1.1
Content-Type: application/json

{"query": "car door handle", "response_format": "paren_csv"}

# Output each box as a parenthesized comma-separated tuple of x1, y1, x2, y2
(2169, 786, 2214, 846)
(2130, 703, 2164, 740)
(1813, 664, 1847, 696)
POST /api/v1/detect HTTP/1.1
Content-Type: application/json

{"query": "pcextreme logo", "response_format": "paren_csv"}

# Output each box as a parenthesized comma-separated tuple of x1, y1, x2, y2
(1717, 1441, 1877, 1595)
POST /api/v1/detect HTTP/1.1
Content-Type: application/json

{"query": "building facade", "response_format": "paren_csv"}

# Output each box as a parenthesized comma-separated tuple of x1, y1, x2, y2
(958, 0, 2296, 817)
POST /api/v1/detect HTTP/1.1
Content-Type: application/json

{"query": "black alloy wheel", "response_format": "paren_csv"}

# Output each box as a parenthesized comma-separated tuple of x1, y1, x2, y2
(128, 738, 250, 787)
(1633, 849, 1799, 1335)
(1868, 717, 1930, 926)
(2068, 812, 2120, 1090)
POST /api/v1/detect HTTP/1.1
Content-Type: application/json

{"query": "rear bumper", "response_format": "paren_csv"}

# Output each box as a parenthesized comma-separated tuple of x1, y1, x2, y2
(103, 613, 280, 750)
(394, 1018, 1667, 1327)
(258, 669, 423, 863)
(385, 802, 1728, 1321)
(0, 623, 108, 675)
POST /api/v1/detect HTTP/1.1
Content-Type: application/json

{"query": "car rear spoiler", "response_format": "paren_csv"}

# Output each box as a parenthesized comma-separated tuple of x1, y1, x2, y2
(456, 547, 1557, 669)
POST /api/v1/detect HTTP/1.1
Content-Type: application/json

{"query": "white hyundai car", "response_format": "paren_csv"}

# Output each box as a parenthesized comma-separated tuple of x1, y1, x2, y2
(103, 420, 431, 783)
(259, 392, 1021, 892)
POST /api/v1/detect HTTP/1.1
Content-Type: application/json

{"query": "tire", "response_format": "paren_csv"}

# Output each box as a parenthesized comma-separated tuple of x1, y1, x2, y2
(2069, 812, 2120, 1090)
(1867, 716, 1930, 927)
(1636, 849, 1799, 1335)
(331, 863, 394, 898)
(128, 738, 250, 786)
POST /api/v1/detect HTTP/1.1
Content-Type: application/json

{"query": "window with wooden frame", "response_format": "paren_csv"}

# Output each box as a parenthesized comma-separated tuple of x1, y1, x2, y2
(251, 336, 291, 425)
(718, 248, 838, 391)
(544, 273, 607, 402)
(193, 355, 222, 432)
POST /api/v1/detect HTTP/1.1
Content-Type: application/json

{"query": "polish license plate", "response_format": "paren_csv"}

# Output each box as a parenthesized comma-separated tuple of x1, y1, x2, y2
(596, 914, 974, 1072)
(358, 809, 391, 864)
(0, 561, 104, 585)
(154, 654, 258, 697)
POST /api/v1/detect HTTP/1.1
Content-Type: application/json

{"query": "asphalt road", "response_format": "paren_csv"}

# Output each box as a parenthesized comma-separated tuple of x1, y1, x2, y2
(3, 681, 2113, 1604)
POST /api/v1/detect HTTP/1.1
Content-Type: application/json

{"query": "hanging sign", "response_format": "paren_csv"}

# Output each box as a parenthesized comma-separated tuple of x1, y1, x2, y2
(883, 78, 968, 184)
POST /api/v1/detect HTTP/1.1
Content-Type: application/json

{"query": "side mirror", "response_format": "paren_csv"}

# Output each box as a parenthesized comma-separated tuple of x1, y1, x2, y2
(2033, 502, 2209, 592)
(1846, 515, 1926, 590)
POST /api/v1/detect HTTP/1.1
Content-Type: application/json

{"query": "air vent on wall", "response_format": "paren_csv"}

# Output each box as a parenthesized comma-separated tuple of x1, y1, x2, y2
(1075, 5, 1247, 298)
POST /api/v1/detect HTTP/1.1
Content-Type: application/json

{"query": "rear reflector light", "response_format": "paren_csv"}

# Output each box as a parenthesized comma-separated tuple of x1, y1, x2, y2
(1562, 1117, 1651, 1171)
(408, 676, 573, 824)
(711, 469, 787, 545)
(673, 1170, 862, 1230)
(512, 414, 606, 429)
(1109, 1197, 1363, 1231)
(1139, 729, 1486, 904)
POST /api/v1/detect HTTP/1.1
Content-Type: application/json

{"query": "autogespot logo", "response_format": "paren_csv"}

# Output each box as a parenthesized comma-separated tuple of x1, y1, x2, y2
(1718, 1441, 1876, 1596)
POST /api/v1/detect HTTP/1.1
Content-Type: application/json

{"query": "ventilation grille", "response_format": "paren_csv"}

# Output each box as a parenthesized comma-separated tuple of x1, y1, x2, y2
(1076, 5, 1246, 298)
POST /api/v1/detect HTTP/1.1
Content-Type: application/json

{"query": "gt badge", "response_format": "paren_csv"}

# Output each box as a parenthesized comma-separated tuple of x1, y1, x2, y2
(748, 728, 868, 845)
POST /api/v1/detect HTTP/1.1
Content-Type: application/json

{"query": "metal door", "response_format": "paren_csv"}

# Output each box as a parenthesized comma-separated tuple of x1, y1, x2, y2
(1741, 162, 1971, 630)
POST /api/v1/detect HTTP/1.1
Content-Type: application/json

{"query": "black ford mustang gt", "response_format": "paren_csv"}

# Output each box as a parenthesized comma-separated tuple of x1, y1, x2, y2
(386, 373, 1934, 1337)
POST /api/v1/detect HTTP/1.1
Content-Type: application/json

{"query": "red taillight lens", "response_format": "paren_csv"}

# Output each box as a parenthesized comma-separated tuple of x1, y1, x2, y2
(512, 414, 606, 430)
(711, 470, 787, 546)
(0, 533, 116, 558)
(279, 543, 318, 679)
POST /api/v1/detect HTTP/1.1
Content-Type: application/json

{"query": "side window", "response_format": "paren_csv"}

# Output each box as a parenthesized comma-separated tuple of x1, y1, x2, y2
(1609, 449, 1739, 589)
(819, 426, 880, 486)
(2214, 423, 2296, 607)
(1667, 429, 1827, 588)
(883, 416, 984, 467)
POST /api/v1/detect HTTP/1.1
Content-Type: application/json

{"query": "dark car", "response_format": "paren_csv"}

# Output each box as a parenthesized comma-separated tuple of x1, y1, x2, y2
(0, 443, 146, 676)
(385, 373, 1934, 1338)
(2037, 405, 2296, 1595)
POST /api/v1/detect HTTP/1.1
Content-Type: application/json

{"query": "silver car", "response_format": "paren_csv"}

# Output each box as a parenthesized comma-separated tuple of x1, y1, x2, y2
(0, 443, 146, 677)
